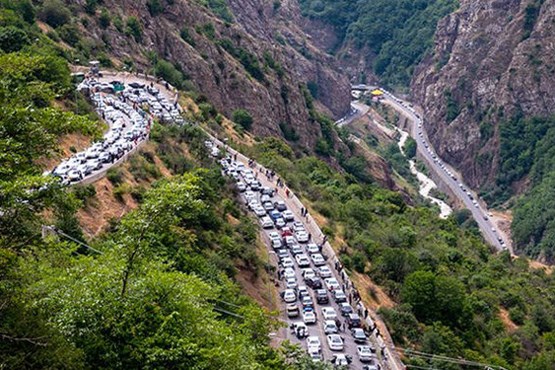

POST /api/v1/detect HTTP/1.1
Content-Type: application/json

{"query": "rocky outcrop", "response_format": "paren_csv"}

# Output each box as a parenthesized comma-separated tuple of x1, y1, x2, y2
(412, 0, 555, 189)
(72, 0, 351, 150)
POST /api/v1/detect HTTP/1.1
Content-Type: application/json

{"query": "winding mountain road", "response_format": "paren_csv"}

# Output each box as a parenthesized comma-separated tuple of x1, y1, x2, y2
(350, 86, 511, 253)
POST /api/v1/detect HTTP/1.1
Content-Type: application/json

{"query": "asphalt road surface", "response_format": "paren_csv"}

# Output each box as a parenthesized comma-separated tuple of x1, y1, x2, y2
(221, 155, 383, 369)
(208, 142, 401, 369)
(375, 90, 510, 253)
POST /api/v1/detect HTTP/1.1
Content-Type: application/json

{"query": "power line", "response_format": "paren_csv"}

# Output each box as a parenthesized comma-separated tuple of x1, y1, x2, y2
(398, 348, 508, 370)
(42, 225, 103, 254)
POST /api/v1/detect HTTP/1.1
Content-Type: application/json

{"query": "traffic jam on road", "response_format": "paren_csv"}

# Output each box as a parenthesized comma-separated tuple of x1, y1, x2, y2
(45, 79, 182, 185)
(377, 89, 508, 250)
(211, 140, 383, 369)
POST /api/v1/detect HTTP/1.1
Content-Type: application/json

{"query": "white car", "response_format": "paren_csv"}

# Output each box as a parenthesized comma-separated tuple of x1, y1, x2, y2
(283, 267, 296, 279)
(295, 254, 311, 267)
(67, 170, 83, 182)
(247, 200, 259, 210)
(306, 243, 319, 254)
(296, 230, 309, 243)
(332, 354, 352, 366)
(307, 346, 323, 362)
(293, 222, 305, 233)
(282, 289, 296, 303)
(303, 310, 317, 324)
(260, 216, 274, 229)
(269, 231, 280, 240)
(323, 320, 338, 334)
(253, 206, 267, 217)
(321, 307, 337, 321)
(274, 218, 286, 229)
(302, 268, 316, 280)
(318, 265, 332, 278)
(284, 236, 296, 247)
(281, 257, 294, 268)
(324, 278, 340, 291)
(87, 159, 102, 170)
(290, 244, 303, 255)
(307, 336, 321, 350)
(282, 210, 295, 221)
(77, 163, 93, 176)
(286, 277, 298, 289)
(326, 334, 344, 351)
(244, 190, 256, 202)
(311, 253, 326, 266)
(236, 181, 246, 192)
(357, 345, 374, 362)
(272, 239, 283, 249)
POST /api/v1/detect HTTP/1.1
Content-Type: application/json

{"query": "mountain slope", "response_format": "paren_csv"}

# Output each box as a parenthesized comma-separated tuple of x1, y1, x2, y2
(65, 0, 350, 150)
(411, 0, 555, 257)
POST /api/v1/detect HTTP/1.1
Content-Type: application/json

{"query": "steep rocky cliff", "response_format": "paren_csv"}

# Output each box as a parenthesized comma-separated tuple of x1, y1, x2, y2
(412, 0, 554, 191)
(70, 0, 351, 149)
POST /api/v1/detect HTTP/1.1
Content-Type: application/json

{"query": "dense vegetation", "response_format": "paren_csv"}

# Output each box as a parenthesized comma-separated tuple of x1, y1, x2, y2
(237, 135, 555, 369)
(487, 114, 555, 259)
(0, 3, 323, 368)
(299, 0, 458, 87)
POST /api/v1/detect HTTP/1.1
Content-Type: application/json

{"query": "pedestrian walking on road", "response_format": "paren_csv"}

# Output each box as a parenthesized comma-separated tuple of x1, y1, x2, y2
(364, 308, 369, 318)
(285, 188, 290, 198)
(308, 233, 312, 241)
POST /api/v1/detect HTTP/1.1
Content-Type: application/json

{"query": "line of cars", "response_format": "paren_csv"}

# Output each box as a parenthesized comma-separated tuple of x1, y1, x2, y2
(215, 145, 381, 369)
(380, 89, 507, 250)
(46, 79, 182, 185)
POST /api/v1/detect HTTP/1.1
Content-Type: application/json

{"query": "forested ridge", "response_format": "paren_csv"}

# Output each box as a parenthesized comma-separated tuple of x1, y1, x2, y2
(490, 114, 555, 261)
(298, 0, 458, 87)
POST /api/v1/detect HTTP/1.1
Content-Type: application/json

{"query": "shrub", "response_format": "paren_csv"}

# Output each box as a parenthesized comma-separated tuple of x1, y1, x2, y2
(84, 0, 99, 14)
(98, 8, 110, 29)
(125, 16, 142, 41)
(180, 28, 195, 46)
(73, 184, 96, 205)
(58, 24, 80, 46)
(106, 167, 123, 185)
(39, 0, 71, 28)
(154, 59, 184, 89)
(113, 183, 130, 202)
(232, 109, 253, 130)
(0, 26, 29, 53)
(146, 0, 164, 16)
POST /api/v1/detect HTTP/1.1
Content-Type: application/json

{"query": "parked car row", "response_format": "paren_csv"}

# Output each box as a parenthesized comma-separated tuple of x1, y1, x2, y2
(46, 78, 182, 185)
(213, 144, 381, 369)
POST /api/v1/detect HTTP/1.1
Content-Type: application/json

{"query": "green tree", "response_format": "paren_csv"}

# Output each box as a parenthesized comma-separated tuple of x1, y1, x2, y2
(125, 16, 142, 41)
(98, 8, 111, 29)
(232, 108, 254, 130)
(0, 26, 29, 52)
(38, 0, 70, 28)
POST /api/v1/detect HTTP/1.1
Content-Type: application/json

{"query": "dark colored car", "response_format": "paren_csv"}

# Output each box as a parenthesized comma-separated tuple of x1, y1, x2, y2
(351, 328, 367, 343)
(315, 289, 329, 304)
(339, 303, 354, 317)
(306, 277, 323, 290)
(347, 313, 361, 329)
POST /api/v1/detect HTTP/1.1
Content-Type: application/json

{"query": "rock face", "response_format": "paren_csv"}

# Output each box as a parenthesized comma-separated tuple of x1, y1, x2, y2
(412, 0, 555, 189)
(74, 0, 351, 149)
